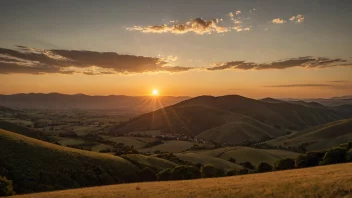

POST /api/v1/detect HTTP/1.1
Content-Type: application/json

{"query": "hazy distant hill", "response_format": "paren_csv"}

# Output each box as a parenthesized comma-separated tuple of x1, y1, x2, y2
(0, 93, 189, 113)
(112, 95, 346, 143)
(282, 95, 352, 106)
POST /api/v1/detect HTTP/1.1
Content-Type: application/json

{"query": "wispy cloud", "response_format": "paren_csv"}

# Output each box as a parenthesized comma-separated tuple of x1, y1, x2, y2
(208, 57, 350, 71)
(328, 80, 349, 83)
(0, 46, 192, 75)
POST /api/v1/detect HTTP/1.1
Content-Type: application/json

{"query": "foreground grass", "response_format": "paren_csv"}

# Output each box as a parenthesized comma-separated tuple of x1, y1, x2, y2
(14, 163, 352, 198)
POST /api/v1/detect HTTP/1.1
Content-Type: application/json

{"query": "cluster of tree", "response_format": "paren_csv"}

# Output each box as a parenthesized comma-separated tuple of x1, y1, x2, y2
(143, 140, 164, 148)
(0, 176, 15, 196)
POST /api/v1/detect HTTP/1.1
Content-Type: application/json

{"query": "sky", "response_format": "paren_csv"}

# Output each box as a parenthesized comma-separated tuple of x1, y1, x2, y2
(0, 0, 351, 98)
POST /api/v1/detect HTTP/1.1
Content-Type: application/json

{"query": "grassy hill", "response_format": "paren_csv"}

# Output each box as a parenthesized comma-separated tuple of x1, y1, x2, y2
(196, 120, 281, 144)
(121, 154, 177, 171)
(138, 140, 199, 153)
(196, 146, 299, 166)
(111, 95, 344, 142)
(0, 129, 140, 194)
(0, 120, 48, 140)
(266, 118, 352, 151)
(12, 163, 352, 198)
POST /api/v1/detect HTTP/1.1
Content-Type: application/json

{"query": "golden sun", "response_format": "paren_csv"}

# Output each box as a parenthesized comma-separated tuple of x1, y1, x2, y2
(152, 89, 159, 96)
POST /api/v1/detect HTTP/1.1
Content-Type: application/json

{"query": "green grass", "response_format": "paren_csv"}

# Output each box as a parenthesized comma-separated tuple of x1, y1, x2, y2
(13, 163, 352, 198)
(0, 129, 140, 194)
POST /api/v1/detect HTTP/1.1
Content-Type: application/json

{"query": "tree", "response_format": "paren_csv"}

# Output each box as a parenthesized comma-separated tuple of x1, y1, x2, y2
(138, 167, 157, 182)
(274, 158, 295, 170)
(257, 162, 273, 173)
(200, 164, 216, 178)
(346, 148, 352, 162)
(157, 168, 172, 181)
(170, 166, 201, 180)
(226, 169, 237, 176)
(0, 176, 15, 196)
(320, 147, 348, 165)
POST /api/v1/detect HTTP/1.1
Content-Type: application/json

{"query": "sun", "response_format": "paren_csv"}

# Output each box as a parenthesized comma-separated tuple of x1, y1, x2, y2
(152, 89, 159, 96)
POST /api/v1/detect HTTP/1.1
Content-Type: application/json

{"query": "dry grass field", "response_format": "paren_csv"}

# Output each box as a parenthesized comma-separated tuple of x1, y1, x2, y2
(14, 163, 352, 198)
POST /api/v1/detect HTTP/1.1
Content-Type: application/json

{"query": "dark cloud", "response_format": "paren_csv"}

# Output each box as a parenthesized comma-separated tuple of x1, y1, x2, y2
(328, 80, 349, 83)
(208, 57, 350, 71)
(0, 46, 192, 75)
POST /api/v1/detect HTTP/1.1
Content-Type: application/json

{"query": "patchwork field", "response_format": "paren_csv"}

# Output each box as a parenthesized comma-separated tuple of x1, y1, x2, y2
(13, 163, 352, 198)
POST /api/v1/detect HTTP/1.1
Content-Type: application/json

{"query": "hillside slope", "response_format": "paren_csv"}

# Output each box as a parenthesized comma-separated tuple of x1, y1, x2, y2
(0, 129, 140, 194)
(112, 95, 344, 140)
(13, 163, 352, 198)
(266, 118, 352, 151)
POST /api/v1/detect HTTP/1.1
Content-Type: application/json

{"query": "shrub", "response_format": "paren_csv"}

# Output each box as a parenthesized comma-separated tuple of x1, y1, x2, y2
(239, 161, 255, 170)
(138, 167, 157, 182)
(0, 176, 15, 196)
(226, 169, 237, 176)
(200, 164, 216, 178)
(320, 147, 348, 165)
(228, 157, 236, 163)
(215, 168, 226, 177)
(157, 168, 172, 181)
(237, 168, 249, 175)
(275, 158, 295, 170)
(295, 151, 326, 168)
(257, 162, 273, 173)
(170, 166, 201, 180)
(346, 148, 352, 162)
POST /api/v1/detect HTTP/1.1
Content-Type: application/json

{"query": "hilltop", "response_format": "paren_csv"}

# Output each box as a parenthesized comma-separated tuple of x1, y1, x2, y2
(12, 163, 352, 198)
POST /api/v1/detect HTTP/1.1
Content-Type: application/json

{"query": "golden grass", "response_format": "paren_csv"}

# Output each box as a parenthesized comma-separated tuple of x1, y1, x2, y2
(14, 163, 352, 198)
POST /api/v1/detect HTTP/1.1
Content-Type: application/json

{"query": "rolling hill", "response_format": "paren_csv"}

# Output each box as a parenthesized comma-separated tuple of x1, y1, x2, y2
(0, 129, 140, 194)
(12, 163, 352, 198)
(266, 118, 352, 151)
(191, 146, 299, 166)
(111, 95, 345, 144)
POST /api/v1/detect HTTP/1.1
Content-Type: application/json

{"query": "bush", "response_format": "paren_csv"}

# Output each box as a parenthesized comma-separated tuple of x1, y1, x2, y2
(257, 162, 273, 173)
(226, 169, 237, 176)
(0, 176, 15, 196)
(200, 164, 216, 178)
(237, 168, 249, 175)
(138, 167, 157, 182)
(228, 157, 236, 163)
(157, 168, 172, 181)
(320, 147, 348, 165)
(239, 161, 255, 170)
(295, 151, 326, 168)
(215, 168, 226, 177)
(170, 166, 201, 180)
(346, 149, 352, 162)
(275, 158, 295, 170)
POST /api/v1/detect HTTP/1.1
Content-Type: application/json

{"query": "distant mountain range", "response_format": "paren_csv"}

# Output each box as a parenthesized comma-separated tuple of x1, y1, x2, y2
(0, 93, 190, 113)
(280, 95, 352, 106)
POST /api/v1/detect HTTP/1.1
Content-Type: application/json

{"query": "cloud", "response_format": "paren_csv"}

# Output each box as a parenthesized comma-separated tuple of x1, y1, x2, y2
(207, 57, 350, 71)
(271, 18, 287, 24)
(264, 84, 332, 88)
(236, 11, 241, 15)
(127, 18, 230, 35)
(0, 46, 192, 75)
(290, 14, 305, 23)
(328, 80, 349, 83)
